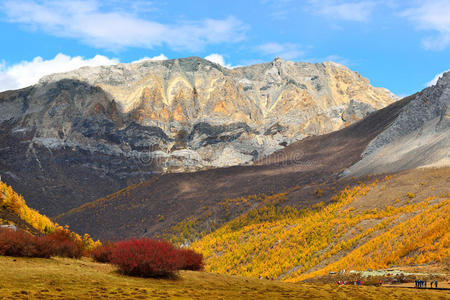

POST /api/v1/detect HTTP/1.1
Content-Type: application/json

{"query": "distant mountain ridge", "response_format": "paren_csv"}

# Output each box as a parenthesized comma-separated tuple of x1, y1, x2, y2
(0, 56, 395, 216)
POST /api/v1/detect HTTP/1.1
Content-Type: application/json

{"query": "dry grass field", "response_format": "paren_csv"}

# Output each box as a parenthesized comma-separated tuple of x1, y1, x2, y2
(0, 256, 449, 299)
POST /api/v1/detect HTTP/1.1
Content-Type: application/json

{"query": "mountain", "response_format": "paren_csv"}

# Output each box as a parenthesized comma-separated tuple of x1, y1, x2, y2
(55, 96, 410, 240)
(190, 74, 449, 282)
(344, 71, 449, 176)
(55, 71, 449, 242)
(0, 57, 395, 216)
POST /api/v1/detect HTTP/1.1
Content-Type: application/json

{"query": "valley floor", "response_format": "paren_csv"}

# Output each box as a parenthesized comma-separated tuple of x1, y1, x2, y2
(0, 256, 449, 299)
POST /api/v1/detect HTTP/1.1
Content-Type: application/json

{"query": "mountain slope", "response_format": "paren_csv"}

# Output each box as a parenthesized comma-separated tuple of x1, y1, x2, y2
(191, 167, 449, 281)
(0, 180, 56, 234)
(0, 57, 395, 216)
(56, 96, 412, 240)
(189, 73, 449, 281)
(57, 71, 448, 243)
(344, 71, 449, 177)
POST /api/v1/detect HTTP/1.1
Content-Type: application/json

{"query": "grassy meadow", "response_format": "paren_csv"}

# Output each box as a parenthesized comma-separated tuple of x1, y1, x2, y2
(0, 256, 449, 299)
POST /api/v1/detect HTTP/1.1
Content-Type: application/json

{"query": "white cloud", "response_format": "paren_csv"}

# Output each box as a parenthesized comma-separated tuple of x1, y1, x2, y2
(0, 53, 119, 92)
(204, 54, 232, 68)
(1, 0, 246, 52)
(401, 1, 450, 50)
(307, 0, 376, 22)
(426, 69, 449, 87)
(132, 54, 168, 63)
(256, 43, 304, 60)
(306, 54, 352, 66)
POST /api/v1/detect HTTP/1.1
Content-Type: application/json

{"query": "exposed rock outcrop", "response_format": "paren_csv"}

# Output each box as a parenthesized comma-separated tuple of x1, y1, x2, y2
(344, 71, 450, 176)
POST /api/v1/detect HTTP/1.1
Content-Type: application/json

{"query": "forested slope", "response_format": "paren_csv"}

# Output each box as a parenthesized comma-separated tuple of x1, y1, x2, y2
(192, 167, 449, 281)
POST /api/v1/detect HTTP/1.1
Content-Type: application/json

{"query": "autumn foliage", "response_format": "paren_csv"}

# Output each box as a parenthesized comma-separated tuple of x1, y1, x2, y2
(91, 242, 116, 263)
(178, 248, 204, 271)
(92, 238, 203, 277)
(46, 228, 84, 259)
(0, 181, 55, 233)
(111, 239, 181, 277)
(0, 181, 101, 254)
(0, 228, 53, 258)
(0, 227, 86, 258)
(192, 177, 449, 282)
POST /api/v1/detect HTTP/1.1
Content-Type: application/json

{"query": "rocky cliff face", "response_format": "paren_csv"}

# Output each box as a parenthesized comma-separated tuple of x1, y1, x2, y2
(344, 71, 449, 176)
(0, 56, 396, 215)
(5, 57, 395, 170)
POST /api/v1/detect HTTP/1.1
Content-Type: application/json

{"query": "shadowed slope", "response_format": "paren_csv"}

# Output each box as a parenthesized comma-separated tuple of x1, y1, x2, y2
(57, 96, 413, 240)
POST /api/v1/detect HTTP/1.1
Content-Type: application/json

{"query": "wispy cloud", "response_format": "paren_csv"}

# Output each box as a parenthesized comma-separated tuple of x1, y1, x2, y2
(0, 0, 247, 52)
(307, 54, 353, 66)
(260, 0, 295, 20)
(307, 0, 377, 22)
(256, 43, 305, 60)
(400, 1, 450, 50)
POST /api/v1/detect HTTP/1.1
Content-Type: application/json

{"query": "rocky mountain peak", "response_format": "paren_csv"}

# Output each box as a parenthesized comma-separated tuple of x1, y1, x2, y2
(271, 56, 286, 67)
(3, 57, 398, 173)
(436, 70, 450, 88)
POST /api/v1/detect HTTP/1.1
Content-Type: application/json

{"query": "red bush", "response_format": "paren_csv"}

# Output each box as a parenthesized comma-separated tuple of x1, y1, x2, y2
(0, 228, 85, 259)
(178, 248, 204, 271)
(0, 228, 53, 258)
(91, 242, 116, 263)
(111, 238, 183, 277)
(46, 229, 84, 259)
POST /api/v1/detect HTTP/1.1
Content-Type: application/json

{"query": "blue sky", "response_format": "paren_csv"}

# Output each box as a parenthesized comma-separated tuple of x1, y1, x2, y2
(0, 0, 449, 96)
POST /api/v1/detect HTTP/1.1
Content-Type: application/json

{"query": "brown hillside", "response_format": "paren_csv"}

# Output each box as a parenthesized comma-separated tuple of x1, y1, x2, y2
(57, 96, 413, 240)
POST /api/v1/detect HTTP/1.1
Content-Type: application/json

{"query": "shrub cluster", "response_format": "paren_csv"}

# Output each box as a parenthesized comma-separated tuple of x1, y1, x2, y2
(111, 239, 181, 277)
(178, 248, 204, 271)
(0, 228, 53, 258)
(91, 242, 116, 263)
(46, 229, 84, 258)
(0, 228, 84, 258)
(92, 238, 203, 277)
